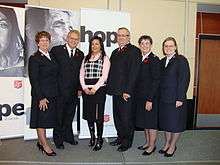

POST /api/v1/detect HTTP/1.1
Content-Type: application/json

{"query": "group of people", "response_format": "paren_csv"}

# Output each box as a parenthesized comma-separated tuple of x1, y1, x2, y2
(28, 27, 190, 157)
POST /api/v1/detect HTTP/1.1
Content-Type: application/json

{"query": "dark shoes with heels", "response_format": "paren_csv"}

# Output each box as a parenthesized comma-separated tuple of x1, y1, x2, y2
(164, 146, 177, 157)
(137, 145, 148, 150)
(158, 146, 177, 157)
(36, 142, 56, 156)
(142, 146, 156, 156)
(93, 138, 103, 151)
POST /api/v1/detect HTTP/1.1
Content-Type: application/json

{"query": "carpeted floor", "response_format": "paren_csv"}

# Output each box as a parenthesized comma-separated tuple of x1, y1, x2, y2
(0, 130, 219, 165)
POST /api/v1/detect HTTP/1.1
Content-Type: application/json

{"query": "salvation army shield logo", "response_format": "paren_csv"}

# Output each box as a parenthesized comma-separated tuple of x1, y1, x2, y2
(14, 80, 22, 89)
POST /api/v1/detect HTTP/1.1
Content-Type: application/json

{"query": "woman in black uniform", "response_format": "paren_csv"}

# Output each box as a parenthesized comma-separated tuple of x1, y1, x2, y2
(28, 31, 58, 156)
(134, 35, 160, 156)
(158, 37, 190, 157)
(80, 36, 110, 151)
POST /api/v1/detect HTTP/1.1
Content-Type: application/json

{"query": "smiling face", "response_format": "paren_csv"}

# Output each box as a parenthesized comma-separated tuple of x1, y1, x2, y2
(163, 40, 177, 56)
(38, 36, 50, 52)
(0, 11, 11, 53)
(91, 39, 101, 54)
(117, 28, 130, 47)
(66, 31, 80, 49)
(139, 39, 152, 55)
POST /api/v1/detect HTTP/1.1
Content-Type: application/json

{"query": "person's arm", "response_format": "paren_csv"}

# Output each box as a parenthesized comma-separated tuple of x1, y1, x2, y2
(147, 56, 161, 101)
(124, 47, 142, 96)
(28, 56, 44, 100)
(79, 58, 87, 90)
(176, 56, 190, 101)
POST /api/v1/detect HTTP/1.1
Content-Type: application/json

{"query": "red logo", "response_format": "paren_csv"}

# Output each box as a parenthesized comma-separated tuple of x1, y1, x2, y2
(14, 80, 22, 89)
(104, 114, 110, 122)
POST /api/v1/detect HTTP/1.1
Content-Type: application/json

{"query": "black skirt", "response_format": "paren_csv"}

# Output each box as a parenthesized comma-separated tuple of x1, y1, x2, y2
(30, 97, 57, 129)
(135, 98, 158, 129)
(158, 101, 187, 133)
(82, 79, 106, 122)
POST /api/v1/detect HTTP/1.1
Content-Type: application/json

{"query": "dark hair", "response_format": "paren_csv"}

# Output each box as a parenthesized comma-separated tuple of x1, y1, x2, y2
(162, 37, 179, 55)
(0, 7, 24, 61)
(85, 36, 106, 62)
(35, 31, 51, 43)
(138, 35, 153, 45)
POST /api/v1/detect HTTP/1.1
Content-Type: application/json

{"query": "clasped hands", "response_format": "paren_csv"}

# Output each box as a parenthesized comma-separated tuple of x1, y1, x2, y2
(83, 87, 97, 95)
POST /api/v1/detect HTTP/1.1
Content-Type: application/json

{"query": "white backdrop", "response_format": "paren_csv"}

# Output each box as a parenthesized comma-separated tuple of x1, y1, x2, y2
(79, 8, 130, 139)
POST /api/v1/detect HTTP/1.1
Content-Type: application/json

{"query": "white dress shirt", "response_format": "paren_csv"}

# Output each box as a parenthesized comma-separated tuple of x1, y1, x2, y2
(39, 49, 51, 60)
(165, 53, 175, 67)
(66, 44, 76, 57)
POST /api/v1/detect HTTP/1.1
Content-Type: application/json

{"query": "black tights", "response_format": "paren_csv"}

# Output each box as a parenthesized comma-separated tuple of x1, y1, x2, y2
(87, 120, 103, 139)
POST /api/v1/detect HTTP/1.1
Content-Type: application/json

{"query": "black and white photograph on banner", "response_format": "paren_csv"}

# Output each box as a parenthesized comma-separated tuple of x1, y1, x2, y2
(0, 6, 24, 77)
(24, 6, 79, 77)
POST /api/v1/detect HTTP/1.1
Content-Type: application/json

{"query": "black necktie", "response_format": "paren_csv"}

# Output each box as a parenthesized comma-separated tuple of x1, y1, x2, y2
(71, 49, 74, 58)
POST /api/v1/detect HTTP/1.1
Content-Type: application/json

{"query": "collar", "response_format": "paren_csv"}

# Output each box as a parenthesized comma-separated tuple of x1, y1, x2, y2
(142, 51, 151, 61)
(66, 43, 76, 54)
(166, 53, 175, 60)
(39, 49, 49, 56)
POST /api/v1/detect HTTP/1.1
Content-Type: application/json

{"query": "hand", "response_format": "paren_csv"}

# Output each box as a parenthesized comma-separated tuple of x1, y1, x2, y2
(145, 101, 152, 111)
(122, 93, 131, 102)
(83, 88, 91, 95)
(90, 88, 96, 95)
(176, 100, 183, 108)
(39, 98, 49, 111)
(77, 90, 82, 96)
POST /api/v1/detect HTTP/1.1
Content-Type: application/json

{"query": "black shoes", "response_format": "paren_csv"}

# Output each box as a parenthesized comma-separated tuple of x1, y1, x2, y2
(37, 142, 56, 156)
(42, 147, 56, 156)
(37, 142, 42, 150)
(164, 146, 177, 157)
(137, 145, 148, 150)
(93, 138, 103, 151)
(109, 138, 121, 146)
(117, 145, 129, 152)
(142, 147, 156, 156)
(158, 148, 168, 154)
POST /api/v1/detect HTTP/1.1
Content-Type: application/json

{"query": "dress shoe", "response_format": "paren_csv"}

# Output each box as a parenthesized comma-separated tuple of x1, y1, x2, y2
(42, 147, 56, 156)
(158, 148, 168, 154)
(64, 139, 78, 145)
(142, 147, 156, 156)
(93, 138, 103, 151)
(137, 145, 148, 150)
(36, 142, 43, 150)
(117, 145, 129, 152)
(55, 144, 64, 149)
(109, 138, 121, 146)
(164, 146, 177, 157)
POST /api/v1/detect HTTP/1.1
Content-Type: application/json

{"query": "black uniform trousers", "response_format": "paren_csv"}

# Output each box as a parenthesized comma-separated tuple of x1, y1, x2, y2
(53, 95, 77, 145)
(113, 95, 134, 148)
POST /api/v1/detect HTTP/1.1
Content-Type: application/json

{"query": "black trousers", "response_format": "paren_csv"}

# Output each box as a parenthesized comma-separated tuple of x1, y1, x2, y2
(112, 95, 134, 148)
(53, 95, 77, 145)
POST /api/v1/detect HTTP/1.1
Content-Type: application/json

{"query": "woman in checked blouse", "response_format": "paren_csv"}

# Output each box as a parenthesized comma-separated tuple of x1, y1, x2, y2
(80, 36, 110, 151)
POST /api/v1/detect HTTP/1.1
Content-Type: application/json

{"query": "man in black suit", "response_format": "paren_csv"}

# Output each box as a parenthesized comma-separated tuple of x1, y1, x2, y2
(51, 30, 84, 149)
(107, 27, 142, 152)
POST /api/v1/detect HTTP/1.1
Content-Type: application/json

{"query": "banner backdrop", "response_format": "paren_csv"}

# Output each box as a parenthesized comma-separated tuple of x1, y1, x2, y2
(23, 6, 80, 140)
(79, 8, 130, 139)
(0, 5, 25, 139)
